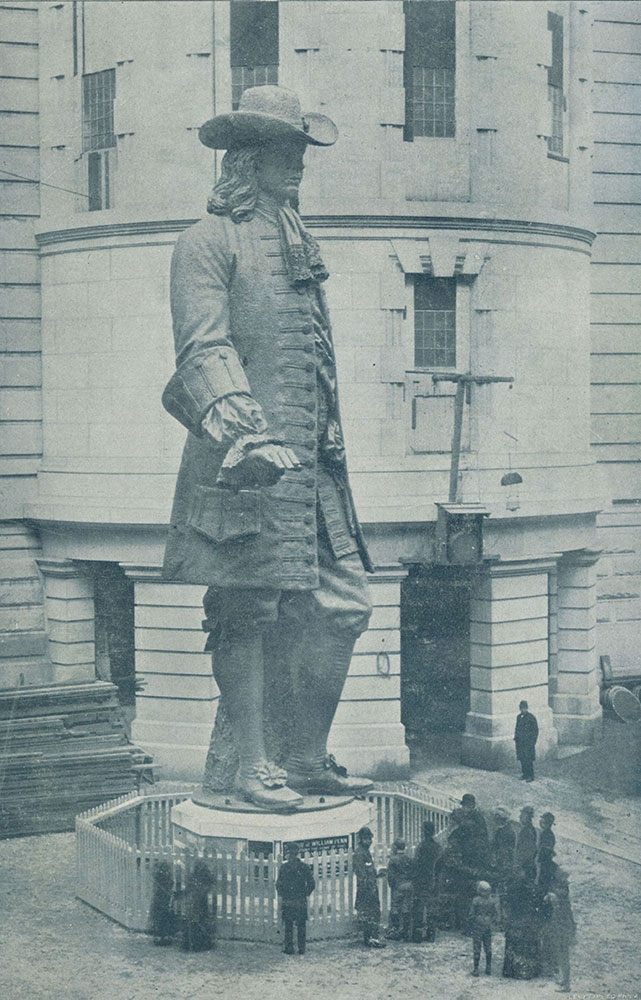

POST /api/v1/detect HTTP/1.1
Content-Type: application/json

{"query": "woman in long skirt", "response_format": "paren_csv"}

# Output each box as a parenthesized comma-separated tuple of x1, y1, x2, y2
(502, 870, 542, 979)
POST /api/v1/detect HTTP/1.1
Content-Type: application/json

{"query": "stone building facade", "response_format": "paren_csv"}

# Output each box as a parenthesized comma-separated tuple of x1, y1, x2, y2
(1, 0, 638, 782)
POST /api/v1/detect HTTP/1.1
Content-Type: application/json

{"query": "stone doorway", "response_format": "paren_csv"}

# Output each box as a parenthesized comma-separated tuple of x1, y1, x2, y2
(400, 566, 472, 757)
(88, 562, 137, 735)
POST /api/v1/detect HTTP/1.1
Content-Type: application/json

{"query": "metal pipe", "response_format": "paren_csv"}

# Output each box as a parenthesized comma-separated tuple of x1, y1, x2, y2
(449, 380, 466, 503)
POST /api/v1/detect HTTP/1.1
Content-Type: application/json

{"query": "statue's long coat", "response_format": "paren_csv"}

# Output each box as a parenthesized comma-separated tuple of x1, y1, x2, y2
(162, 209, 370, 589)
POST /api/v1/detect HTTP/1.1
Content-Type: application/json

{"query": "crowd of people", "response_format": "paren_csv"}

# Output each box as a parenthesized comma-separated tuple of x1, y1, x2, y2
(351, 795, 576, 992)
(148, 796, 576, 990)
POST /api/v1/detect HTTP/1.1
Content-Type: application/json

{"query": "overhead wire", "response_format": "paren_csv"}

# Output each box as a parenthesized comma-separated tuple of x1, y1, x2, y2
(0, 167, 89, 199)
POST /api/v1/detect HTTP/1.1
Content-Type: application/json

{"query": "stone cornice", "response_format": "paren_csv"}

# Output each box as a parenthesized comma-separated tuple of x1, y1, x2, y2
(36, 557, 81, 578)
(481, 555, 560, 577)
(34, 215, 596, 248)
(306, 217, 595, 246)
(120, 563, 164, 581)
(367, 565, 410, 583)
(557, 548, 603, 568)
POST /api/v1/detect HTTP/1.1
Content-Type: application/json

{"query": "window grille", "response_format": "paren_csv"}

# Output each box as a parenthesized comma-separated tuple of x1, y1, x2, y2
(547, 12, 564, 155)
(230, 1, 279, 110)
(410, 67, 455, 138)
(82, 69, 116, 152)
(404, 1, 456, 141)
(414, 277, 456, 368)
(548, 84, 564, 154)
(231, 64, 279, 111)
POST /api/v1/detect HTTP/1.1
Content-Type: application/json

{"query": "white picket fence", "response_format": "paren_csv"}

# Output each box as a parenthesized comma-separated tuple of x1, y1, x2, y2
(76, 782, 457, 941)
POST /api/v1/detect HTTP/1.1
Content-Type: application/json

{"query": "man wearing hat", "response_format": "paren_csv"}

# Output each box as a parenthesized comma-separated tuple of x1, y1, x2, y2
(276, 843, 316, 955)
(514, 700, 539, 782)
(162, 86, 373, 811)
(461, 793, 490, 866)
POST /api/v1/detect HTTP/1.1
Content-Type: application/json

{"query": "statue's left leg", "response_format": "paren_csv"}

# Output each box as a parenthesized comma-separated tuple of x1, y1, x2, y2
(282, 534, 374, 795)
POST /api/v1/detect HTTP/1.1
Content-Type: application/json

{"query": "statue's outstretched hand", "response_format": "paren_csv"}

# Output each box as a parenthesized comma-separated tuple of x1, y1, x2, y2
(221, 443, 302, 490)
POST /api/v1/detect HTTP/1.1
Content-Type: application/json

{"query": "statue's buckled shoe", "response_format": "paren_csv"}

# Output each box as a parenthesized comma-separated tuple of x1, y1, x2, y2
(234, 761, 303, 812)
(285, 754, 374, 796)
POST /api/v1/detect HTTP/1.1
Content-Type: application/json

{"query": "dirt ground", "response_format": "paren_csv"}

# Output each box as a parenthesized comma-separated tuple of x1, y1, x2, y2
(2, 730, 640, 1000)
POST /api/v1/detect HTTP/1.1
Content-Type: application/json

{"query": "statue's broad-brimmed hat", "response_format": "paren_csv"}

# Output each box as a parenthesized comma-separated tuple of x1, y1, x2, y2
(199, 85, 338, 149)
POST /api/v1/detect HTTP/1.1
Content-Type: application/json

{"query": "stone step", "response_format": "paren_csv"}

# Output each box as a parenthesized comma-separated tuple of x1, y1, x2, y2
(0, 629, 47, 659)
(0, 657, 59, 690)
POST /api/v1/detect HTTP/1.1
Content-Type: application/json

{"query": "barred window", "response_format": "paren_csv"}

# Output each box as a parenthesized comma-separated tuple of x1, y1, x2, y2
(230, 1, 279, 111)
(411, 67, 455, 139)
(547, 12, 565, 156)
(404, 1, 455, 140)
(82, 69, 116, 153)
(414, 277, 456, 368)
(231, 64, 279, 112)
(548, 84, 564, 155)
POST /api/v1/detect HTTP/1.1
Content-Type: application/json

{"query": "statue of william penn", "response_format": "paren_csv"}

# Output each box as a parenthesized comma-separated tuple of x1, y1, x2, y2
(162, 86, 373, 812)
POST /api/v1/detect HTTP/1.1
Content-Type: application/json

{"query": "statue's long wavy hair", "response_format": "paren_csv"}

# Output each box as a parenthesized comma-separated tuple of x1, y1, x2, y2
(207, 146, 263, 222)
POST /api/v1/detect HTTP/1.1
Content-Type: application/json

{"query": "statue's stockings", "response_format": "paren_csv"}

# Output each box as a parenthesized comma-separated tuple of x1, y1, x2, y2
(202, 620, 357, 791)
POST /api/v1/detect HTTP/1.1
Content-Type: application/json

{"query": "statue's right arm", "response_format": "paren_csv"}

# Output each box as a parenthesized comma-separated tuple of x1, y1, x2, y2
(162, 223, 300, 485)
(161, 221, 252, 437)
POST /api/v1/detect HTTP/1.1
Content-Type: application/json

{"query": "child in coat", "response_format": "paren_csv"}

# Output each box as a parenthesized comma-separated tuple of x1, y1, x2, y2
(148, 861, 176, 945)
(469, 880, 500, 976)
(276, 843, 316, 955)
(386, 839, 414, 940)
(179, 859, 216, 951)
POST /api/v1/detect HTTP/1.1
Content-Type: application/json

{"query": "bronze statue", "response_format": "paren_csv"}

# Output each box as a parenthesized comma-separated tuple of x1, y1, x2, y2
(162, 86, 374, 811)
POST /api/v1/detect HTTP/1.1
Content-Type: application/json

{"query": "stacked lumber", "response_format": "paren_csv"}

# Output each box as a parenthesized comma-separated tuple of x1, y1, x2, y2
(0, 681, 151, 837)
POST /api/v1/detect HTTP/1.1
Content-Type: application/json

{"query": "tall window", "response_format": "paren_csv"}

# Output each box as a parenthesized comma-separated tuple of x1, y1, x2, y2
(82, 69, 116, 153)
(547, 12, 564, 155)
(414, 277, 456, 368)
(82, 69, 116, 211)
(230, 1, 279, 110)
(404, 1, 455, 140)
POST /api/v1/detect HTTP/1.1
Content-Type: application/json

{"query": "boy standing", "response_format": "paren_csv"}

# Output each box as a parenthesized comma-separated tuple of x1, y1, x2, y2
(469, 880, 500, 976)
(386, 839, 414, 940)
(276, 844, 315, 955)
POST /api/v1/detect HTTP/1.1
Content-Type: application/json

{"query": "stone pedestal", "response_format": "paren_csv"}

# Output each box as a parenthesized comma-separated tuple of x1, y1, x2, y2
(172, 792, 373, 856)
(125, 565, 214, 779)
(461, 557, 558, 770)
(552, 548, 602, 744)
(329, 566, 410, 779)
(37, 557, 96, 685)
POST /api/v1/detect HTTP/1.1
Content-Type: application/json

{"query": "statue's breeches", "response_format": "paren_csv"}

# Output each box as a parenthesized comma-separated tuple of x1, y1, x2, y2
(203, 528, 372, 644)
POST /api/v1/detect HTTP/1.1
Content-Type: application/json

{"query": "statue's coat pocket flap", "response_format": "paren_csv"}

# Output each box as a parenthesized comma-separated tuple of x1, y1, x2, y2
(187, 485, 261, 543)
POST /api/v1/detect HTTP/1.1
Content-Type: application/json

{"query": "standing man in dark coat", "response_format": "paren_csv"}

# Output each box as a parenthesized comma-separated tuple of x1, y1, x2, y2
(162, 86, 374, 811)
(514, 700, 539, 782)
(412, 820, 443, 942)
(461, 793, 490, 868)
(276, 843, 315, 955)
(353, 826, 386, 948)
